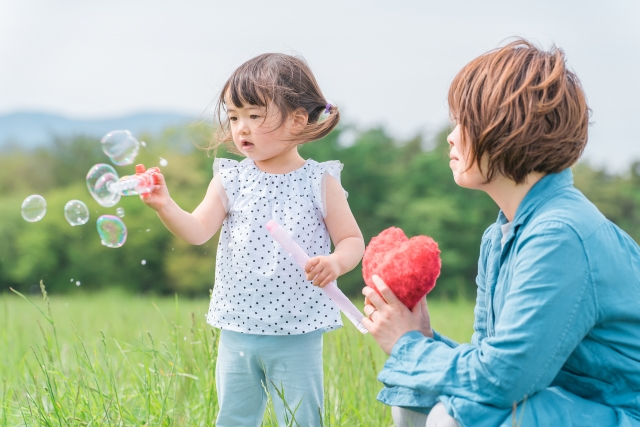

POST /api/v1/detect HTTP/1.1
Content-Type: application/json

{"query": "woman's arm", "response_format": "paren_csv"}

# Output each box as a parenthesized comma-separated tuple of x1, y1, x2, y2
(305, 175, 365, 287)
(368, 221, 597, 408)
(142, 172, 227, 245)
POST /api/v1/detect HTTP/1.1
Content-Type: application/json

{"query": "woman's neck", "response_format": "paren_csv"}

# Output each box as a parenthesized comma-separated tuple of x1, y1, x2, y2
(483, 172, 545, 222)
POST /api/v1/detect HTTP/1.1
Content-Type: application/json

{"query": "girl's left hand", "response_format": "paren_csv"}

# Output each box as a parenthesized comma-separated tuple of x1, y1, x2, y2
(362, 275, 434, 355)
(305, 255, 340, 288)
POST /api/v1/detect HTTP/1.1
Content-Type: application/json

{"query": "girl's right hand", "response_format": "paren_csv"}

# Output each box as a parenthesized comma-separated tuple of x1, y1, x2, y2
(138, 165, 171, 211)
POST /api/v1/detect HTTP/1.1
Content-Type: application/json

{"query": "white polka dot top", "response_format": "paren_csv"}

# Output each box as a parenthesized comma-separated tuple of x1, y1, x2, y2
(206, 157, 345, 335)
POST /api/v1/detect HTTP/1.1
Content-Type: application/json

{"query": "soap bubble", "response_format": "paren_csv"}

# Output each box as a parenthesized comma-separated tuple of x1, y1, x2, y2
(96, 215, 127, 248)
(76, 281, 81, 286)
(86, 164, 121, 207)
(101, 130, 140, 166)
(141, 260, 146, 265)
(21, 195, 47, 222)
(159, 157, 168, 167)
(116, 207, 125, 217)
(64, 200, 90, 226)
(70, 278, 74, 282)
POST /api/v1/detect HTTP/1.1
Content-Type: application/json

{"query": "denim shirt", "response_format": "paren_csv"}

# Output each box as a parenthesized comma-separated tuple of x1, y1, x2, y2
(377, 169, 640, 426)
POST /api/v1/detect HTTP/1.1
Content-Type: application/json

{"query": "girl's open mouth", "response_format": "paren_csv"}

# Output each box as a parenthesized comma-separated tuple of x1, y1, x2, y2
(242, 141, 254, 151)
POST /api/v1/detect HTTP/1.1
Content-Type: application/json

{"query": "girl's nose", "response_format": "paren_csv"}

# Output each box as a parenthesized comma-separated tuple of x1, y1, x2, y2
(237, 120, 249, 135)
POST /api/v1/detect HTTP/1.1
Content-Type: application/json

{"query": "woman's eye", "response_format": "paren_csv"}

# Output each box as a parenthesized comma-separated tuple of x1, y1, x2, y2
(250, 115, 260, 119)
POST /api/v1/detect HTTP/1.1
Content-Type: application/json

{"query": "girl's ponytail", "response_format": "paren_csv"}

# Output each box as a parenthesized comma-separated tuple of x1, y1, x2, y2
(296, 103, 341, 144)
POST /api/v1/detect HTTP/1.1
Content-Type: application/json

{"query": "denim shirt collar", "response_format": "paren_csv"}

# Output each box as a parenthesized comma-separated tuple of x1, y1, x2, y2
(497, 168, 574, 246)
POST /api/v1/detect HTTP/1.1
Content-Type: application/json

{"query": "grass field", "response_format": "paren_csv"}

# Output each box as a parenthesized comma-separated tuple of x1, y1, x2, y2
(0, 284, 474, 426)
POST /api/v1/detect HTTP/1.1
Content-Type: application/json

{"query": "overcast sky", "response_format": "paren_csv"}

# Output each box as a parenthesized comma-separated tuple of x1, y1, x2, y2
(1, 0, 639, 172)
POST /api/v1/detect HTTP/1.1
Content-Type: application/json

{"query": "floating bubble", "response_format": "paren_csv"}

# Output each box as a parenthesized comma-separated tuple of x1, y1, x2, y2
(101, 130, 140, 166)
(141, 260, 146, 265)
(159, 157, 168, 167)
(337, 128, 359, 148)
(141, 141, 147, 147)
(146, 229, 150, 232)
(70, 278, 74, 282)
(21, 195, 47, 222)
(64, 200, 90, 226)
(116, 207, 125, 217)
(76, 281, 81, 286)
(96, 215, 127, 248)
(86, 164, 121, 207)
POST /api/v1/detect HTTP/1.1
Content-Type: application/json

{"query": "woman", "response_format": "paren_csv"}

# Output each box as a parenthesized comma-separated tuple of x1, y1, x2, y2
(362, 39, 640, 427)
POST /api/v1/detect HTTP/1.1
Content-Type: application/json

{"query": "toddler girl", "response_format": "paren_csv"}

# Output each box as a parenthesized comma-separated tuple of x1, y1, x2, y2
(141, 53, 365, 426)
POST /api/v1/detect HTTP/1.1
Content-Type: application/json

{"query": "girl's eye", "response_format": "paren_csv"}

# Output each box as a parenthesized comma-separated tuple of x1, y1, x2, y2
(250, 115, 260, 119)
(229, 117, 237, 121)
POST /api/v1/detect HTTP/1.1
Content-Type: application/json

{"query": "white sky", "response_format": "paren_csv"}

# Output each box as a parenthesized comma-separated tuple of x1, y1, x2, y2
(1, 0, 639, 171)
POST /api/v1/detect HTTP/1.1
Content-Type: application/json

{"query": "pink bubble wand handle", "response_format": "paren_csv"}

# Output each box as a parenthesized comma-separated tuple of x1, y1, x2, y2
(265, 220, 368, 334)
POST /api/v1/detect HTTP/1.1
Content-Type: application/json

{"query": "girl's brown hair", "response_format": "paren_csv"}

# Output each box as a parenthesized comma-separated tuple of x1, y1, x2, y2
(209, 53, 340, 155)
(448, 38, 590, 184)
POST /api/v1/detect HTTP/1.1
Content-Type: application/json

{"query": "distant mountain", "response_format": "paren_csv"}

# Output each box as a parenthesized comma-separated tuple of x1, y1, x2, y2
(0, 111, 196, 148)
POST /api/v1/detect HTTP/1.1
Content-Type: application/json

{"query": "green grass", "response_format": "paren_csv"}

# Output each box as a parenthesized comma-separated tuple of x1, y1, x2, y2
(0, 284, 474, 426)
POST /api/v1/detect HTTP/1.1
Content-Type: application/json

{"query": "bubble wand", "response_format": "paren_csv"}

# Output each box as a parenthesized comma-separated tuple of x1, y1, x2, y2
(265, 220, 368, 334)
(87, 164, 157, 207)
(105, 165, 156, 196)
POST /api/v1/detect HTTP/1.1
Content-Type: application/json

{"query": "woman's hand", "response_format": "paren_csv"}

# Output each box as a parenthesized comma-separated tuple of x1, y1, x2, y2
(139, 166, 172, 212)
(362, 275, 434, 355)
(305, 255, 341, 288)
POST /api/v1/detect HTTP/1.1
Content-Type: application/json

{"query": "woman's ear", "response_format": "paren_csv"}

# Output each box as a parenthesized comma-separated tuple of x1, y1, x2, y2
(289, 108, 309, 135)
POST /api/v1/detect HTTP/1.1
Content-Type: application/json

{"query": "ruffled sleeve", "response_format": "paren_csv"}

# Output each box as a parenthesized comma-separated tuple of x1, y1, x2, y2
(311, 160, 348, 218)
(213, 158, 240, 213)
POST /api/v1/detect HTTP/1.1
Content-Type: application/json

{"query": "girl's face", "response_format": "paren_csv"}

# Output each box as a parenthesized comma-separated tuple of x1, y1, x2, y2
(226, 95, 297, 162)
(447, 123, 487, 189)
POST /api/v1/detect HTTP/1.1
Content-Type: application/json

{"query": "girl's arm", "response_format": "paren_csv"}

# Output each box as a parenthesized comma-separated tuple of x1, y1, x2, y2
(142, 171, 227, 245)
(305, 175, 365, 287)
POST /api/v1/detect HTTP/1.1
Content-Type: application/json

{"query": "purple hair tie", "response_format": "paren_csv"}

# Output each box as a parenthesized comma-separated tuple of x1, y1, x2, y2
(324, 103, 332, 114)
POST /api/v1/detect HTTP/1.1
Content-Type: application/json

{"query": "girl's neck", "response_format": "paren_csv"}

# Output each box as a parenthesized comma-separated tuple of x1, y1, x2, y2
(253, 146, 306, 174)
(483, 172, 545, 222)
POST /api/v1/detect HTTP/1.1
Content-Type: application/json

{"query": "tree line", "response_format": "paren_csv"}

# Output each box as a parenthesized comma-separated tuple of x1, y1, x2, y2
(1, 124, 639, 299)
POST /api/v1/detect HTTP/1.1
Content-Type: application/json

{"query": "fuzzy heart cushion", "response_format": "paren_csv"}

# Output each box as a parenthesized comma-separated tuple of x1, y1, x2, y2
(362, 227, 441, 309)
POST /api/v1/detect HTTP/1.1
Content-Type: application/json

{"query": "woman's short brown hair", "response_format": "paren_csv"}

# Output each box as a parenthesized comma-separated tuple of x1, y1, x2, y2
(448, 38, 590, 184)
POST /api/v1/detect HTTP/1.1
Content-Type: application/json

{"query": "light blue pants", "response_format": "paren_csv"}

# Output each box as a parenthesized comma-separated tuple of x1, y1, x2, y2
(215, 329, 324, 427)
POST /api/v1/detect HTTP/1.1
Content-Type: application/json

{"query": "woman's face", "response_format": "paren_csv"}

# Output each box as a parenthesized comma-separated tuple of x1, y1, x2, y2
(447, 124, 487, 189)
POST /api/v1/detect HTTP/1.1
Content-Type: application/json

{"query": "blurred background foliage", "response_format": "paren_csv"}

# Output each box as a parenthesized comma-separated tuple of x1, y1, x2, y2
(1, 124, 640, 299)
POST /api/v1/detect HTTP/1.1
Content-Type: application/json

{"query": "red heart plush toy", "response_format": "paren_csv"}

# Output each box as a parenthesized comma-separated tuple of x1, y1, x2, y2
(362, 227, 441, 309)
